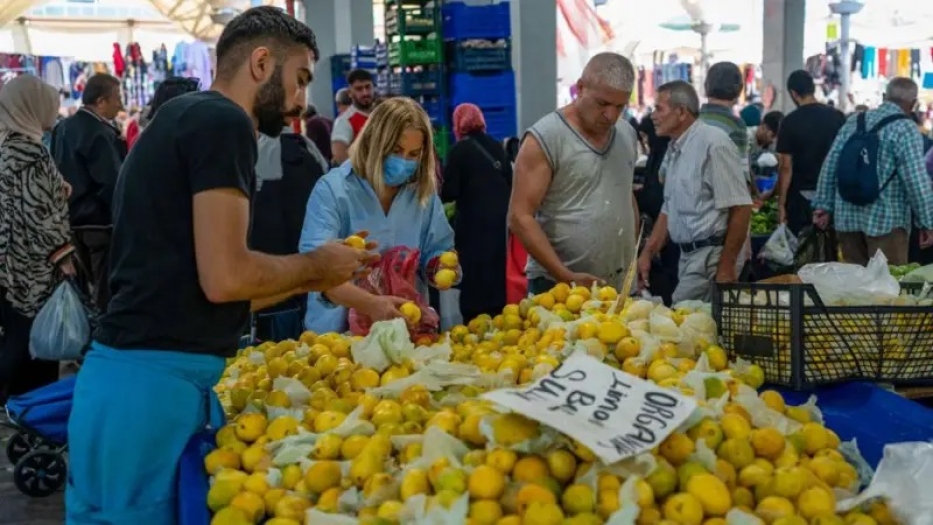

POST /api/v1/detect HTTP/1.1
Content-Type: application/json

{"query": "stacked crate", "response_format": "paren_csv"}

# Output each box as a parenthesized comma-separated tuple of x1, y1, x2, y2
(383, 0, 449, 158)
(442, 0, 515, 141)
(329, 54, 352, 116)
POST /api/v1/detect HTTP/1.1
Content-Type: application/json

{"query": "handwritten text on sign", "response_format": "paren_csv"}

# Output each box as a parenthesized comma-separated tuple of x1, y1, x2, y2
(483, 352, 698, 464)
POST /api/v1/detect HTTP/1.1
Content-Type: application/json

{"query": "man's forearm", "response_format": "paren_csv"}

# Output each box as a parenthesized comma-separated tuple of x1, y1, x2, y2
(642, 213, 669, 258)
(777, 162, 792, 209)
(511, 214, 568, 281)
(719, 205, 752, 271)
(251, 288, 303, 312)
(230, 251, 326, 302)
(324, 282, 375, 310)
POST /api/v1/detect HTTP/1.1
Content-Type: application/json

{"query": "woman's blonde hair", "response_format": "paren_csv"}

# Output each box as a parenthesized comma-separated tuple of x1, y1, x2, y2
(349, 96, 437, 205)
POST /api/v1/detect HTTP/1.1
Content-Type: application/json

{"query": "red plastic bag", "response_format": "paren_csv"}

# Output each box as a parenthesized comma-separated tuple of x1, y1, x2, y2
(348, 246, 440, 339)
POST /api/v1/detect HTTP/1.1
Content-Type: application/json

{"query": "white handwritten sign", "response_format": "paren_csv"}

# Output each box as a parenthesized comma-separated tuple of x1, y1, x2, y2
(483, 352, 698, 465)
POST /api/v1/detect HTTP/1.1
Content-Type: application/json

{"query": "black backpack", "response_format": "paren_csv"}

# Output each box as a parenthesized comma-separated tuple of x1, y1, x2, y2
(836, 112, 910, 205)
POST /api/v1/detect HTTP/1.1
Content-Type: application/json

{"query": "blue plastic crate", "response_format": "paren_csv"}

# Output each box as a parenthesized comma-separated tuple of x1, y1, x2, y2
(449, 71, 515, 107)
(420, 98, 448, 127)
(388, 69, 444, 96)
(329, 53, 352, 78)
(442, 1, 511, 40)
(449, 41, 511, 72)
(777, 382, 933, 469)
(481, 105, 517, 140)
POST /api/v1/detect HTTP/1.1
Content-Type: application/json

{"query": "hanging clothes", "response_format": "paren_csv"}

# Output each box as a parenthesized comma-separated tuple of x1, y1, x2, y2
(897, 49, 910, 77)
(878, 47, 888, 77)
(112, 43, 125, 77)
(184, 41, 212, 90)
(861, 46, 875, 79)
(851, 43, 864, 73)
(172, 42, 189, 76)
(910, 48, 921, 79)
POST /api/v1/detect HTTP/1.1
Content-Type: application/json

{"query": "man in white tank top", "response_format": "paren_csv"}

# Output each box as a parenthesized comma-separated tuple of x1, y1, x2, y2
(508, 53, 640, 294)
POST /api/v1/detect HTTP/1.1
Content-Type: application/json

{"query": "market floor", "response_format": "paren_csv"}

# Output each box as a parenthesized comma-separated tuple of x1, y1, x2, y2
(0, 413, 65, 524)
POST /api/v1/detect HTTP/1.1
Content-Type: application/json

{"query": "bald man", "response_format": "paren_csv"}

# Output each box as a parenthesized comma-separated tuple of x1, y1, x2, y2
(509, 52, 640, 292)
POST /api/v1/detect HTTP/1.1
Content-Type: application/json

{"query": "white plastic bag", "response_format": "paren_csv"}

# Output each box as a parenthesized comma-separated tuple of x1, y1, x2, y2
(838, 442, 933, 525)
(29, 280, 91, 360)
(759, 224, 798, 267)
(798, 250, 900, 305)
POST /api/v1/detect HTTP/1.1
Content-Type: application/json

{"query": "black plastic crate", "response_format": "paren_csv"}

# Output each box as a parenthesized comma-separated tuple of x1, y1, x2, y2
(712, 282, 933, 390)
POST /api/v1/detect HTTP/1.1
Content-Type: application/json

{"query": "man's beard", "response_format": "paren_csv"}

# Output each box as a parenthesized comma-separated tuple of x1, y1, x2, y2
(253, 66, 299, 137)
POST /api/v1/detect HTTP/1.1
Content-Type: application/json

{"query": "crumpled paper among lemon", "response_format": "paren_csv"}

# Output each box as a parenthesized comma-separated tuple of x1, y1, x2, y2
(350, 318, 416, 372)
(401, 492, 470, 525)
(408, 426, 470, 470)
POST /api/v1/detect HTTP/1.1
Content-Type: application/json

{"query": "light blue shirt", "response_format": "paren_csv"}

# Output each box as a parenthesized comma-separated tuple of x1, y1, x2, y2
(299, 163, 454, 333)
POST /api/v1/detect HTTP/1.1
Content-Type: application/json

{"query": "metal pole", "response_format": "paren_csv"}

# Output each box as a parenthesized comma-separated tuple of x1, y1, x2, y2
(838, 13, 851, 113)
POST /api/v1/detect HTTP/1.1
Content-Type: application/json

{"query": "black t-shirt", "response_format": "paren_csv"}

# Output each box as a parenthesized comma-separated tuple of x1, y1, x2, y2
(95, 91, 258, 357)
(776, 103, 846, 193)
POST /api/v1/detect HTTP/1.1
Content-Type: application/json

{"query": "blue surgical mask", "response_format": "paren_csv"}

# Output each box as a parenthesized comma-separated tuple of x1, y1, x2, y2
(383, 154, 418, 186)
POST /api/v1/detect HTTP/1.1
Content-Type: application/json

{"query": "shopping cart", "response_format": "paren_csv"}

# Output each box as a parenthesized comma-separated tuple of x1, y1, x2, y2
(3, 374, 75, 497)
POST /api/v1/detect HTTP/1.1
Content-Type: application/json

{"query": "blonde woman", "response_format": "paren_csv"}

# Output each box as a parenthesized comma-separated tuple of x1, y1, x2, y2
(300, 97, 455, 333)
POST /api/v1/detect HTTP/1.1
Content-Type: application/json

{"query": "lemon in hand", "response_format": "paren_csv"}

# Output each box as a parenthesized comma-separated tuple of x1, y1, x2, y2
(344, 235, 366, 249)
(400, 301, 422, 323)
(439, 251, 459, 268)
(435, 268, 457, 290)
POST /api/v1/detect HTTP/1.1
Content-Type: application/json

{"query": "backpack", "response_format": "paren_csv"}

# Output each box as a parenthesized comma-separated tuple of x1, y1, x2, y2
(837, 112, 910, 205)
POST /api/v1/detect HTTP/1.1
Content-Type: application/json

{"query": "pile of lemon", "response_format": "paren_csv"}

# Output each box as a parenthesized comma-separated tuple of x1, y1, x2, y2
(205, 283, 901, 525)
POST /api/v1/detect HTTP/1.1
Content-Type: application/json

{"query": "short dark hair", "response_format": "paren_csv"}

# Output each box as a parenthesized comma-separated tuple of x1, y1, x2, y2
(215, 6, 318, 80)
(786, 70, 815, 97)
(347, 69, 373, 85)
(761, 111, 783, 134)
(148, 77, 200, 119)
(705, 62, 743, 101)
(302, 105, 318, 119)
(82, 73, 121, 106)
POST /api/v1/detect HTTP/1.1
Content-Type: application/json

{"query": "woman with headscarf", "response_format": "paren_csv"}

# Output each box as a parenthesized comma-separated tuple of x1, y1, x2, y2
(0, 75, 75, 402)
(441, 103, 512, 321)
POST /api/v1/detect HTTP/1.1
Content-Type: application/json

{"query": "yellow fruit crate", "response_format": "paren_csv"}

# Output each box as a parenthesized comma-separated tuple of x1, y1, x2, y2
(712, 282, 933, 389)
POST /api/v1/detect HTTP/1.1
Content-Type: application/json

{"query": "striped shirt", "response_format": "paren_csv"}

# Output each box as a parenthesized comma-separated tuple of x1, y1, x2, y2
(813, 102, 933, 236)
(660, 120, 753, 244)
(699, 103, 751, 184)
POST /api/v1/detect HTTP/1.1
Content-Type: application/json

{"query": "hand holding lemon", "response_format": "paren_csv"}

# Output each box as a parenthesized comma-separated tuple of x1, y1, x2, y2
(433, 251, 461, 291)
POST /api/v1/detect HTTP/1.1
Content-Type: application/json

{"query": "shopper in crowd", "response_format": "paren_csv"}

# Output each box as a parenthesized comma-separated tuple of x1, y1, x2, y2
(0, 75, 75, 404)
(635, 114, 678, 304)
(776, 70, 846, 236)
(303, 104, 333, 162)
(910, 111, 933, 155)
(699, 62, 757, 199)
(127, 76, 200, 150)
(813, 77, 933, 266)
(50, 73, 124, 312)
(750, 110, 783, 177)
(300, 97, 454, 333)
(510, 52, 640, 293)
(331, 69, 374, 164)
(637, 81, 752, 303)
(335, 86, 352, 116)
(251, 124, 329, 341)
(65, 8, 373, 524)
(441, 103, 511, 321)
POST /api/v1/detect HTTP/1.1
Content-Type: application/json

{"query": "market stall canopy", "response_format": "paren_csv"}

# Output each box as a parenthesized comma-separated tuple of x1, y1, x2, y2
(145, 0, 279, 41)
(0, 0, 280, 42)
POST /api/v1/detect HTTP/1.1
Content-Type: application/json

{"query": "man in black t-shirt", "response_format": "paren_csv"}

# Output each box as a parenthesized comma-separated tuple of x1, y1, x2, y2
(775, 70, 847, 236)
(65, 8, 374, 524)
